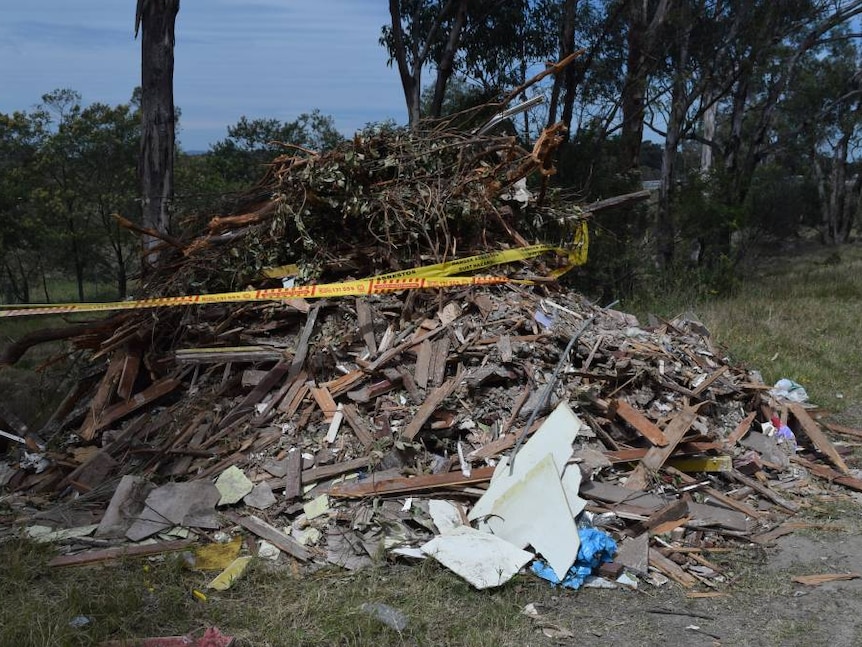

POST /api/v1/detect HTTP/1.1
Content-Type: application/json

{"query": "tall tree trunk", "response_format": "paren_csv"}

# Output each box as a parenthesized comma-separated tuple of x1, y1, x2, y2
(656, 20, 691, 268)
(136, 0, 179, 267)
(548, 0, 577, 129)
(430, 0, 468, 118)
(619, 0, 671, 177)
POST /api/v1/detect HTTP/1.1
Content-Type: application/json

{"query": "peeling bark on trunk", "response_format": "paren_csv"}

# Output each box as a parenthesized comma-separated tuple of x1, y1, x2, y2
(137, 0, 178, 268)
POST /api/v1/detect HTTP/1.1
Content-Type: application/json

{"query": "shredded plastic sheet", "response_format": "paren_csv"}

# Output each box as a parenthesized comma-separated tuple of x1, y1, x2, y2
(531, 527, 617, 590)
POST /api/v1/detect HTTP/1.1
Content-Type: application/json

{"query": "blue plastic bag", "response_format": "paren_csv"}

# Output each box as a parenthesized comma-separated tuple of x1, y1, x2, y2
(531, 527, 617, 590)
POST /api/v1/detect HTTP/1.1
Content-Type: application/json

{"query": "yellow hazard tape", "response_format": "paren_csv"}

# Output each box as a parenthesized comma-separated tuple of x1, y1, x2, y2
(0, 222, 588, 318)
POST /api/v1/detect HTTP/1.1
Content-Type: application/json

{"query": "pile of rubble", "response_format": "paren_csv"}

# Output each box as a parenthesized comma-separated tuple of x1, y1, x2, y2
(2, 115, 861, 595)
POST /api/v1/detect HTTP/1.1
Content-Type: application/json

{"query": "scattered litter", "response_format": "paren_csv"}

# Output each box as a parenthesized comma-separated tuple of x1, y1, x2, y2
(531, 527, 617, 590)
(69, 615, 93, 629)
(191, 536, 243, 571)
(100, 626, 234, 647)
(207, 556, 253, 591)
(420, 526, 533, 589)
(792, 572, 861, 586)
(359, 602, 408, 632)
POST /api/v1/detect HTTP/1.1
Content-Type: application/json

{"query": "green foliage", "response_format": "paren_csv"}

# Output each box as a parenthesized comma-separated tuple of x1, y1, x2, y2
(0, 89, 140, 303)
(207, 111, 344, 188)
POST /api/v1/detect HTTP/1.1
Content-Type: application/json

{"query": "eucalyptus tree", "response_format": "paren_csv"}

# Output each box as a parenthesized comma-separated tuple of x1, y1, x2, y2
(135, 0, 180, 264)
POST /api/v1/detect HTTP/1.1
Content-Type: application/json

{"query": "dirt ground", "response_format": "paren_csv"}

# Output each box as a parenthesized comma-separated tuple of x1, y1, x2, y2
(528, 407, 862, 647)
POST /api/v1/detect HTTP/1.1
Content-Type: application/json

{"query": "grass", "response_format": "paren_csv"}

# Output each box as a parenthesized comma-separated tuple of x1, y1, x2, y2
(0, 539, 550, 647)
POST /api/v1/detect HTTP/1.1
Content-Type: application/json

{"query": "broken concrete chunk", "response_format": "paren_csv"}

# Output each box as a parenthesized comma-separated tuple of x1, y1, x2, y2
(95, 475, 155, 538)
(303, 494, 330, 520)
(126, 481, 220, 541)
(214, 465, 254, 506)
(243, 482, 277, 510)
(257, 540, 280, 560)
(420, 525, 533, 589)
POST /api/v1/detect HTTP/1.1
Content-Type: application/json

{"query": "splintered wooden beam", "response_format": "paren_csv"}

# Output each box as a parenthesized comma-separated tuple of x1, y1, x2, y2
(823, 421, 862, 440)
(611, 400, 668, 447)
(222, 511, 310, 562)
(355, 298, 377, 355)
(87, 377, 182, 438)
(117, 347, 143, 401)
(49, 539, 194, 567)
(341, 403, 375, 448)
(725, 411, 756, 446)
(648, 549, 698, 587)
(219, 360, 291, 429)
(728, 469, 799, 513)
(788, 403, 850, 474)
(624, 404, 700, 490)
(663, 466, 762, 519)
(791, 456, 862, 493)
(78, 354, 126, 440)
(691, 365, 729, 396)
(329, 466, 495, 498)
(310, 384, 338, 422)
(401, 368, 464, 440)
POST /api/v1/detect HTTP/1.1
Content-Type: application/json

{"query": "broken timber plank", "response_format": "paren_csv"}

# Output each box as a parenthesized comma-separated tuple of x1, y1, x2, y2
(341, 403, 375, 448)
(788, 403, 850, 474)
(78, 354, 126, 441)
(725, 411, 757, 446)
(310, 384, 338, 422)
(288, 303, 321, 380)
(302, 456, 372, 485)
(429, 337, 451, 388)
(283, 449, 303, 500)
(692, 365, 729, 396)
(222, 512, 309, 561)
(625, 404, 700, 490)
(629, 499, 689, 537)
(664, 466, 762, 519)
(611, 400, 668, 447)
(823, 421, 862, 440)
(116, 347, 142, 401)
(414, 339, 432, 389)
(329, 465, 495, 498)
(355, 298, 377, 355)
(90, 377, 182, 436)
(49, 539, 194, 567)
(219, 361, 291, 429)
(401, 368, 464, 440)
(728, 469, 799, 513)
(364, 324, 444, 373)
(648, 548, 698, 587)
(791, 456, 862, 493)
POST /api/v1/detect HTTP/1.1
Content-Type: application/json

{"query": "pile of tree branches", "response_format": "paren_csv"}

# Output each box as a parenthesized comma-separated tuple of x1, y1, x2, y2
(145, 118, 577, 297)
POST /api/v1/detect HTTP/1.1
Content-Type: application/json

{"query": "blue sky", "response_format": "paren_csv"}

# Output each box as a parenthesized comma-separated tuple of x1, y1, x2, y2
(0, 1, 407, 151)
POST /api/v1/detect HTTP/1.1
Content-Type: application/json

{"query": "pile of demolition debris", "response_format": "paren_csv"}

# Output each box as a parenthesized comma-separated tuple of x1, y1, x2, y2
(2, 115, 861, 596)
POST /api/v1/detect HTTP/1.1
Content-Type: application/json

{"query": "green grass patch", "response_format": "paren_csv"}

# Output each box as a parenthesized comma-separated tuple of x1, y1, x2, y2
(0, 539, 552, 647)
